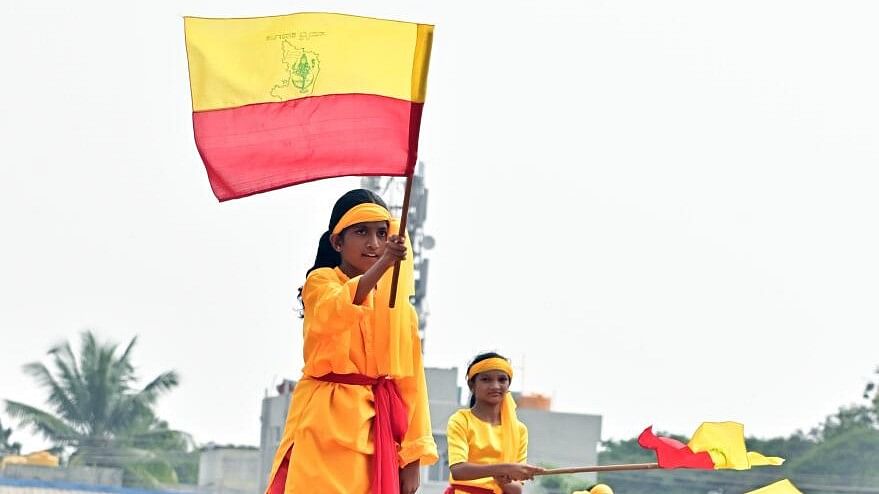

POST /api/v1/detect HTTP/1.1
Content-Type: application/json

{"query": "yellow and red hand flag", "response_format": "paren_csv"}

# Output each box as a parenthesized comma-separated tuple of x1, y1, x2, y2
(639, 422, 784, 470)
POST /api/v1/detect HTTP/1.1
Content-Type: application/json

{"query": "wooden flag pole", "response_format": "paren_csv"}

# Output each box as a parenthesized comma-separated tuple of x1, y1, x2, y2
(534, 462, 660, 476)
(388, 173, 414, 308)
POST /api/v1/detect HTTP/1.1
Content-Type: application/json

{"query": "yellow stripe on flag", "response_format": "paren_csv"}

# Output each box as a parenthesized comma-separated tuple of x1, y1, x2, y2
(746, 451, 785, 467)
(687, 422, 785, 470)
(688, 422, 750, 470)
(184, 13, 433, 112)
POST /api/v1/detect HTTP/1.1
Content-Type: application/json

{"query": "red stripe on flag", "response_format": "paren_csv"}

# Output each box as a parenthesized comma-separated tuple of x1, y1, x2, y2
(638, 426, 715, 469)
(192, 94, 423, 201)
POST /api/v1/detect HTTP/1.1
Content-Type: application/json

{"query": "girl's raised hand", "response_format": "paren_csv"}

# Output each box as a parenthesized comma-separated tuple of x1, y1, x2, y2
(379, 234, 407, 266)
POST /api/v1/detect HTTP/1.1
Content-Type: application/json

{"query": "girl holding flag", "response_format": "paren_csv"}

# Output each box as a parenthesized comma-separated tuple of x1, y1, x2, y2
(445, 353, 544, 494)
(266, 189, 437, 494)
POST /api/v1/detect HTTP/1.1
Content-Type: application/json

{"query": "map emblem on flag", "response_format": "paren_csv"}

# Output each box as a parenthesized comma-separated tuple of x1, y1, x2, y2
(271, 41, 321, 99)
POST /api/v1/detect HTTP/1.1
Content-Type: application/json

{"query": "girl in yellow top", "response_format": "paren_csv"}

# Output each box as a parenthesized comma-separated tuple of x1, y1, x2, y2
(445, 353, 544, 494)
(266, 189, 438, 494)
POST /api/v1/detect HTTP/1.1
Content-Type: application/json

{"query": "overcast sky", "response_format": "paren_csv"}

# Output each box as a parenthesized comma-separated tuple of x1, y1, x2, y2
(2, 0, 878, 454)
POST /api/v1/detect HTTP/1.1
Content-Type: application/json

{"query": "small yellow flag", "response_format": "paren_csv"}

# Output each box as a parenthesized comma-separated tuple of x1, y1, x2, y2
(744, 479, 803, 494)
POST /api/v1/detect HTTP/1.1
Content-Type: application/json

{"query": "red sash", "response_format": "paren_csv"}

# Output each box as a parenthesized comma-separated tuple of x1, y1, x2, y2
(315, 373, 408, 494)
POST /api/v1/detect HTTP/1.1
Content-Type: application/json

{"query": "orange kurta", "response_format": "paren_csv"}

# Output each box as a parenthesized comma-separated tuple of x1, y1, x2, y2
(446, 409, 529, 494)
(267, 266, 437, 494)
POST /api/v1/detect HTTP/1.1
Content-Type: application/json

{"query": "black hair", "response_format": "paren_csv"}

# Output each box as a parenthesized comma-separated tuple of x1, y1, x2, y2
(466, 352, 510, 407)
(296, 189, 389, 317)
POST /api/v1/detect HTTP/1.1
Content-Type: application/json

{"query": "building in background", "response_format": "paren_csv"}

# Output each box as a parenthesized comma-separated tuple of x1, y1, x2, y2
(0, 464, 122, 490)
(257, 381, 294, 494)
(0, 446, 259, 494)
(197, 446, 259, 494)
(0, 464, 193, 494)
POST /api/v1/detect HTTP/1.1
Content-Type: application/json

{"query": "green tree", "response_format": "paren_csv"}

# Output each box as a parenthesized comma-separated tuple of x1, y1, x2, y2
(787, 428, 879, 487)
(1, 415, 22, 455)
(864, 365, 879, 418)
(4, 331, 193, 487)
(808, 404, 876, 442)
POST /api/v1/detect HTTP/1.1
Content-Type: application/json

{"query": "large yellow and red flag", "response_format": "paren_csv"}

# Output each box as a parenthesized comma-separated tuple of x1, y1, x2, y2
(639, 422, 784, 470)
(184, 13, 433, 201)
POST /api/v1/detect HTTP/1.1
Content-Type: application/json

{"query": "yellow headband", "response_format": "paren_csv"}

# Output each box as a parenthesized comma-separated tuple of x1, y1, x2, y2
(331, 203, 392, 235)
(467, 357, 513, 381)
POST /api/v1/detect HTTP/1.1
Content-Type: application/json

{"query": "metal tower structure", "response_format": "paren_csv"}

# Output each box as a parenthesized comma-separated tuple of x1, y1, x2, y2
(361, 161, 434, 350)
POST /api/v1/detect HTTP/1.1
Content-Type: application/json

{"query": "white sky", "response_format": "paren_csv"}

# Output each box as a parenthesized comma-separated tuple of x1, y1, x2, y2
(2, 0, 878, 454)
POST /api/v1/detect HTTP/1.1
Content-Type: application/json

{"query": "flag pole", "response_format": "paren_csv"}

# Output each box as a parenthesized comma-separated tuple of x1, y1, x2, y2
(534, 462, 659, 476)
(388, 172, 414, 308)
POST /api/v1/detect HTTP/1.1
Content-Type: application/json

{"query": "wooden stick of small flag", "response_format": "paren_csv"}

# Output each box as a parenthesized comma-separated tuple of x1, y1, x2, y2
(534, 462, 660, 476)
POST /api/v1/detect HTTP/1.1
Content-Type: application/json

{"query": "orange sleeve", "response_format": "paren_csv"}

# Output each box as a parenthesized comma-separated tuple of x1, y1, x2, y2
(396, 313, 438, 467)
(302, 268, 373, 336)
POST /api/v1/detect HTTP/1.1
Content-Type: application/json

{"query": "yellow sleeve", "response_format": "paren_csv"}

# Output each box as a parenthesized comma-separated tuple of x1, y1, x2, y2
(517, 422, 528, 463)
(302, 268, 372, 336)
(446, 411, 470, 467)
(396, 317, 438, 467)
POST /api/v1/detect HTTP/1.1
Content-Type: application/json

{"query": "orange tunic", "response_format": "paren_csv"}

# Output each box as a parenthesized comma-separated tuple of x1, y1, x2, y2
(446, 409, 529, 494)
(266, 266, 437, 494)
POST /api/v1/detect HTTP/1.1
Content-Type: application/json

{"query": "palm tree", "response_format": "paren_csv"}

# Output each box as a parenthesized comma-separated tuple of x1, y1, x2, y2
(4, 331, 192, 487)
(1, 416, 22, 455)
(865, 365, 879, 422)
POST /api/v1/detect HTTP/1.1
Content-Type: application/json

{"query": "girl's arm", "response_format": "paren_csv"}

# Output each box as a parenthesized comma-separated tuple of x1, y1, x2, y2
(449, 463, 541, 483)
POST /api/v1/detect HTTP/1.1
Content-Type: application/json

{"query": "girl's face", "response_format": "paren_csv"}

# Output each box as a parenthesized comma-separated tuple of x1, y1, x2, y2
(471, 370, 511, 407)
(332, 220, 389, 276)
